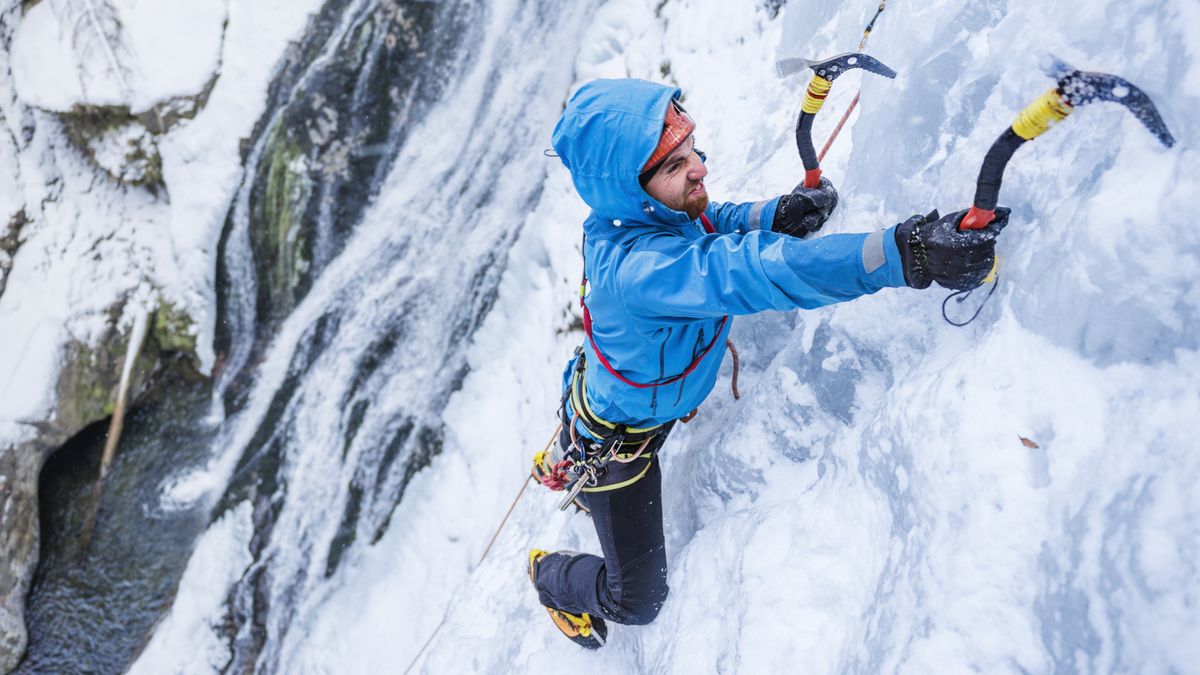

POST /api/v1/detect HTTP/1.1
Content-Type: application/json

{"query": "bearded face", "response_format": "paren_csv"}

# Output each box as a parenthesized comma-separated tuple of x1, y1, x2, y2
(643, 135, 709, 220)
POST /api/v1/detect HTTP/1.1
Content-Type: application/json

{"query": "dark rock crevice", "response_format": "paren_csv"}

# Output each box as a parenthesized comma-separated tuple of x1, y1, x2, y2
(1, 298, 206, 672)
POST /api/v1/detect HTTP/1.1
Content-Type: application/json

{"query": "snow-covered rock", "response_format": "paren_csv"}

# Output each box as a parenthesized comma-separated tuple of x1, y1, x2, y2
(0, 0, 323, 668)
(10, 0, 227, 114)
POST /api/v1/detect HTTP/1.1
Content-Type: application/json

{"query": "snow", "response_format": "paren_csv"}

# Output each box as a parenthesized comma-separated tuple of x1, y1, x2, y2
(345, 0, 1195, 672)
(4, 0, 1194, 671)
(10, 0, 227, 113)
(0, 0, 325, 450)
(128, 502, 254, 675)
(0, 137, 162, 431)
(155, 0, 329, 371)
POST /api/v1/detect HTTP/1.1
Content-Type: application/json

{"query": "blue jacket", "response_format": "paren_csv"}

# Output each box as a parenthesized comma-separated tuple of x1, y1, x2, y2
(552, 78, 908, 432)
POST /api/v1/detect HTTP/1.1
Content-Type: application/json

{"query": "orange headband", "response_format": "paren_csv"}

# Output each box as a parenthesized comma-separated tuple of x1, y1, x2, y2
(642, 100, 696, 174)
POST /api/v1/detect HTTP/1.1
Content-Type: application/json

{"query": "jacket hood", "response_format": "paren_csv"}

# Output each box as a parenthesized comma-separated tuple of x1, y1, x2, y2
(551, 78, 694, 228)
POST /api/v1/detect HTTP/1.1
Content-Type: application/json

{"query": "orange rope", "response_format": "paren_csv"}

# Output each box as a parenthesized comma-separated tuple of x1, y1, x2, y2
(726, 338, 741, 400)
(817, 1, 887, 162)
(403, 425, 555, 675)
(818, 90, 859, 162)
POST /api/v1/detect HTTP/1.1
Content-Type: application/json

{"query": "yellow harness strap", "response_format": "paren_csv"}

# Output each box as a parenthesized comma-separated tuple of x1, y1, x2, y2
(570, 367, 662, 436)
(582, 457, 654, 493)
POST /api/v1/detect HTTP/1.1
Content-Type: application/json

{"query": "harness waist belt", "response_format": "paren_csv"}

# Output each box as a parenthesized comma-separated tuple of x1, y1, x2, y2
(566, 352, 665, 444)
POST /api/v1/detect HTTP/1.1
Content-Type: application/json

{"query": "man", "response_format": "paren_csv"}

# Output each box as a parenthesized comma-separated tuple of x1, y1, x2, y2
(528, 78, 1006, 648)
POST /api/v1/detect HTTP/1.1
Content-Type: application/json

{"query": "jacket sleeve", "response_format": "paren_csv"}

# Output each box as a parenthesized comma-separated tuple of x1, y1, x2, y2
(617, 228, 908, 321)
(704, 198, 781, 235)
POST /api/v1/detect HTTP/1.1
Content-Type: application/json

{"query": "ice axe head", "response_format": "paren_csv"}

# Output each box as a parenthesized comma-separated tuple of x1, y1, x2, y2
(776, 51, 897, 83)
(1042, 55, 1175, 148)
(961, 55, 1177, 231)
(777, 52, 898, 188)
(781, 52, 898, 139)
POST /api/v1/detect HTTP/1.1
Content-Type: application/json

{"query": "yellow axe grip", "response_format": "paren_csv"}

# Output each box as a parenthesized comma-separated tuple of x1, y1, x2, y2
(1011, 88, 1073, 141)
(982, 255, 1001, 284)
(801, 75, 833, 115)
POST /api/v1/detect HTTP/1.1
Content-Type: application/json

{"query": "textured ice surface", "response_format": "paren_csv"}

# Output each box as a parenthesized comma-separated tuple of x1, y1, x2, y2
(118, 0, 1199, 673)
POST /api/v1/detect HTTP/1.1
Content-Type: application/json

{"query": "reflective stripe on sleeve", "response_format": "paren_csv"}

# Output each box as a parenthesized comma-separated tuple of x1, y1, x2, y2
(747, 199, 771, 231)
(862, 229, 886, 273)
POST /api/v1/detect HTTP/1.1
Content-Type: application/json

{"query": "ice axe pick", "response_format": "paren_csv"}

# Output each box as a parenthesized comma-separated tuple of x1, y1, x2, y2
(776, 52, 897, 188)
(960, 55, 1176, 230)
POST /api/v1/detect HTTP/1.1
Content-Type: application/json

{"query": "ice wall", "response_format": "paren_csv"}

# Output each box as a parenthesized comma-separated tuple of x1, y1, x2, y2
(400, 0, 1199, 673)
(126, 0, 1198, 673)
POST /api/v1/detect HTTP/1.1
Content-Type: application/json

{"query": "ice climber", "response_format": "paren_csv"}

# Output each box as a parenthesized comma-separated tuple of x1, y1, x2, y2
(528, 78, 1009, 648)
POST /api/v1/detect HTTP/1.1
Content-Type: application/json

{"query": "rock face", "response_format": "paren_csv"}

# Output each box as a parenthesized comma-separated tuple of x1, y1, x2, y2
(0, 0, 220, 668)
(0, 305, 190, 671)
(0, 436, 65, 673)
(0, 210, 25, 297)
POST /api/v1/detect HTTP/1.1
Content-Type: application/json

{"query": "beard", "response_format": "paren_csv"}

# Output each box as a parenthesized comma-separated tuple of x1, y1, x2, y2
(682, 190, 709, 220)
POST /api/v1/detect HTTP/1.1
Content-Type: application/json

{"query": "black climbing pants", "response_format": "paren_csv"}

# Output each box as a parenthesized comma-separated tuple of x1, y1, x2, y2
(533, 433, 670, 626)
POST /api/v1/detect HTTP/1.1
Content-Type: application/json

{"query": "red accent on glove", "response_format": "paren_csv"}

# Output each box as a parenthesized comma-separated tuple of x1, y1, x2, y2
(960, 206, 995, 230)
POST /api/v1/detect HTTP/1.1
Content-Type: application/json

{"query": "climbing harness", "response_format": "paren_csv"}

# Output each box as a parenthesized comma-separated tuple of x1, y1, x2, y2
(531, 349, 674, 511)
(541, 212, 750, 509)
(776, 52, 896, 188)
(960, 55, 1175, 231)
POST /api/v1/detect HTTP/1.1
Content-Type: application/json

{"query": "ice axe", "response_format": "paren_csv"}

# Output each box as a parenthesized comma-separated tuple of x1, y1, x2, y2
(960, 55, 1176, 230)
(776, 52, 897, 187)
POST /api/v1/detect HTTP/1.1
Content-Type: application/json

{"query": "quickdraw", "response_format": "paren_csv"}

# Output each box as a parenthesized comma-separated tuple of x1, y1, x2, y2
(533, 449, 573, 491)
(531, 418, 659, 512)
(535, 355, 669, 511)
(554, 419, 658, 512)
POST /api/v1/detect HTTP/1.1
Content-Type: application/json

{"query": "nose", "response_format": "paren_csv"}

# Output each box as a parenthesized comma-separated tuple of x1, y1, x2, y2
(687, 153, 707, 181)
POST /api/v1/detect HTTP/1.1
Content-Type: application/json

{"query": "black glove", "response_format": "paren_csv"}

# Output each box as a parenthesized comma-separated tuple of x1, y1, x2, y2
(772, 177, 839, 238)
(894, 207, 1009, 290)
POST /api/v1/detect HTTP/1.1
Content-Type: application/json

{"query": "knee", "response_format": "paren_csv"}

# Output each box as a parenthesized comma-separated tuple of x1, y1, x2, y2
(614, 583, 668, 626)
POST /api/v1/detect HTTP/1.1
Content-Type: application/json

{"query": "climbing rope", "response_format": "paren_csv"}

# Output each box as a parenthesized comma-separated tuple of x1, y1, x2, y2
(726, 338, 741, 400)
(401, 426, 559, 674)
(817, 1, 888, 162)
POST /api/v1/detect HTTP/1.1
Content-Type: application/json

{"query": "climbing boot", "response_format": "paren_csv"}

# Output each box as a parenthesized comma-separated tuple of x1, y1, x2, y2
(528, 549, 607, 649)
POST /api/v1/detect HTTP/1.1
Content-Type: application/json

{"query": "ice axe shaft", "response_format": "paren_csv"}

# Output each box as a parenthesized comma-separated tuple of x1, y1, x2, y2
(778, 52, 896, 188)
(961, 57, 1175, 230)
